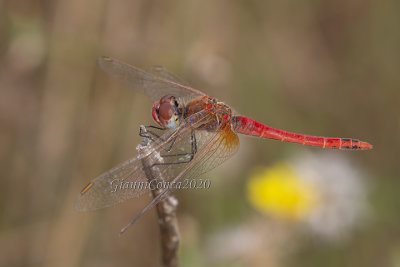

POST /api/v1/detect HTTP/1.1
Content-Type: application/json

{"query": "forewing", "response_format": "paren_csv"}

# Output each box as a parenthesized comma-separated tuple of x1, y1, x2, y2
(75, 109, 214, 211)
(98, 56, 205, 102)
(75, 157, 148, 211)
(150, 65, 191, 86)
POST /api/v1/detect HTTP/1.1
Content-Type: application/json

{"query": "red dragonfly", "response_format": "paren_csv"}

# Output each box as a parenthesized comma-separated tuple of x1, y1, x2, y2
(76, 56, 372, 233)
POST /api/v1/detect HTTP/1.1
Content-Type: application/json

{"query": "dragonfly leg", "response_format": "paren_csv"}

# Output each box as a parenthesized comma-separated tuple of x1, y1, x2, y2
(146, 125, 165, 131)
(145, 130, 197, 169)
(157, 130, 197, 165)
(139, 125, 165, 143)
(140, 125, 178, 152)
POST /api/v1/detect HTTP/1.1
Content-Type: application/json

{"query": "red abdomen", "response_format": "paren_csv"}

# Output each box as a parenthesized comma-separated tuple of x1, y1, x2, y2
(232, 116, 372, 150)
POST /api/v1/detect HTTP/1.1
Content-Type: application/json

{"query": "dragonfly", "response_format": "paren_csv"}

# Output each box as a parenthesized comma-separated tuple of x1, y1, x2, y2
(76, 56, 372, 233)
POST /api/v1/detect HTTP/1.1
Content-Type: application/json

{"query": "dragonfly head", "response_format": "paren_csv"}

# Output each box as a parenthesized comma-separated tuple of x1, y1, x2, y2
(152, 95, 180, 129)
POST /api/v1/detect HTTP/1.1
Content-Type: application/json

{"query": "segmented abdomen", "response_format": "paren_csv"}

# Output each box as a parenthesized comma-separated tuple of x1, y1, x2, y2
(232, 116, 372, 150)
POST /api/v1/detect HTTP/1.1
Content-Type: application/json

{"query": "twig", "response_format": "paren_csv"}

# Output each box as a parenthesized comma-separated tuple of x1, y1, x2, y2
(138, 125, 180, 267)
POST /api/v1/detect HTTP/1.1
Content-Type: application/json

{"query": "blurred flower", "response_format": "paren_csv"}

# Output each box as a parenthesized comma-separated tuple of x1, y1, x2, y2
(247, 163, 317, 220)
(246, 152, 368, 241)
(205, 218, 293, 267)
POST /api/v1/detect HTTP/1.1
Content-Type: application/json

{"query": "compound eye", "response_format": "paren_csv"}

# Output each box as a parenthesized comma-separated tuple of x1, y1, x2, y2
(159, 94, 174, 104)
(152, 102, 162, 125)
(158, 102, 174, 121)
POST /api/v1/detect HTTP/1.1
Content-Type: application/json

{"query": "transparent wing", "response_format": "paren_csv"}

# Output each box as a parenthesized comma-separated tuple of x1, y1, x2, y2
(98, 56, 205, 102)
(183, 120, 240, 180)
(75, 111, 239, 212)
(75, 156, 148, 211)
(119, 117, 240, 232)
(153, 117, 240, 185)
(150, 65, 190, 86)
(75, 109, 214, 211)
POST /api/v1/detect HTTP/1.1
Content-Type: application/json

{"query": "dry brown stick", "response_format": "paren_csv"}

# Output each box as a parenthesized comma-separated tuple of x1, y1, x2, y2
(138, 125, 180, 267)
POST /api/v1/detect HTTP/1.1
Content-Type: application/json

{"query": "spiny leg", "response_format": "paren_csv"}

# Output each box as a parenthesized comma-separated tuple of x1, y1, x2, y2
(139, 125, 178, 152)
(144, 130, 198, 169)
(139, 125, 165, 143)
(159, 130, 197, 160)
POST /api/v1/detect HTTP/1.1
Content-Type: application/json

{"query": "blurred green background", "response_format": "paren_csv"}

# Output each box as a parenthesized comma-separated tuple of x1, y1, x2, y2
(1, 0, 399, 266)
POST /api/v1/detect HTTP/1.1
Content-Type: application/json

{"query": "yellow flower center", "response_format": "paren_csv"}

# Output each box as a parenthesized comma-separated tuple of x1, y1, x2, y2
(246, 163, 317, 220)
